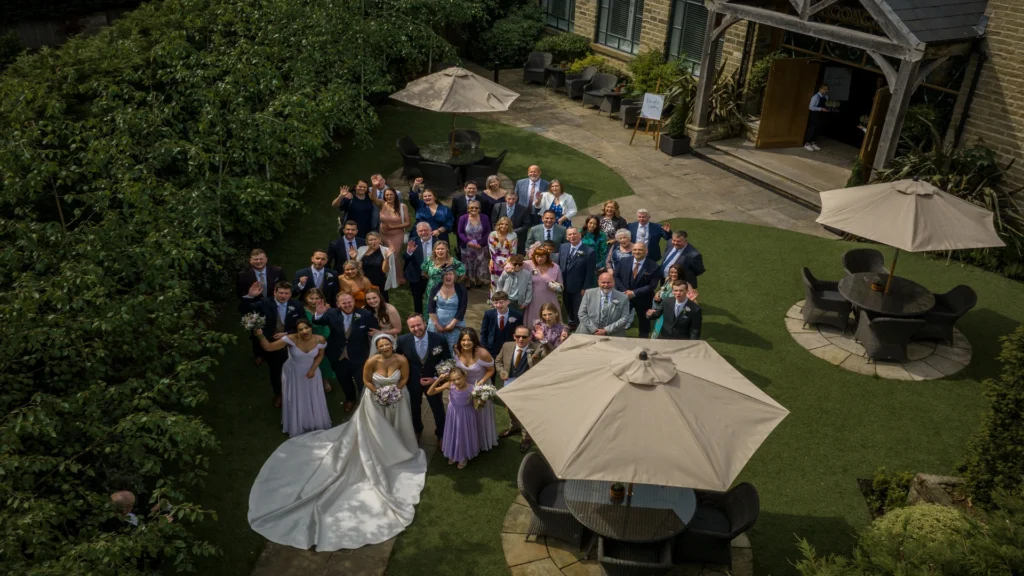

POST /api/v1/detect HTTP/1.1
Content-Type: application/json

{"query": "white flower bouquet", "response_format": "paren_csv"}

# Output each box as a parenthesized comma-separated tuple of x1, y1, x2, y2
(548, 281, 563, 293)
(241, 312, 266, 332)
(471, 383, 498, 410)
(435, 359, 458, 377)
(374, 385, 403, 407)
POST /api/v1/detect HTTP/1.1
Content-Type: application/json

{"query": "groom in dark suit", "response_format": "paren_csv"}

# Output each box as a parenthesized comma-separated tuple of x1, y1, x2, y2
(239, 280, 304, 408)
(646, 281, 703, 340)
(396, 314, 452, 440)
(313, 292, 379, 411)
(614, 243, 662, 338)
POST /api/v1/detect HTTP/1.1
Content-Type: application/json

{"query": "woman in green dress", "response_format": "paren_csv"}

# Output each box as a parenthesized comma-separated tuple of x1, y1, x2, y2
(581, 215, 609, 273)
(303, 288, 335, 391)
(421, 240, 465, 314)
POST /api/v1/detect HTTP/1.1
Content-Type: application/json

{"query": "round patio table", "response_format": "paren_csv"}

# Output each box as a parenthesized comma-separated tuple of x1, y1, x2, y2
(838, 272, 936, 317)
(546, 65, 569, 90)
(564, 480, 697, 543)
(419, 142, 485, 167)
(598, 89, 625, 117)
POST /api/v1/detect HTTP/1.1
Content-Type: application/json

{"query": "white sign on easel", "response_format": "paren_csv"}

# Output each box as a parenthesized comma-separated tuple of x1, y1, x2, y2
(640, 93, 665, 120)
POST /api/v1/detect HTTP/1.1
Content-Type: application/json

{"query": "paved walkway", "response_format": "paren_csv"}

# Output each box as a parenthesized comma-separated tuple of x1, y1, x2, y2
(465, 64, 833, 239)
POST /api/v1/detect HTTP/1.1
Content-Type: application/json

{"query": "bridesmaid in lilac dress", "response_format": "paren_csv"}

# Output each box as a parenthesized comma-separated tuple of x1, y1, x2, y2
(254, 320, 332, 437)
(429, 368, 479, 468)
(523, 247, 563, 327)
(454, 328, 498, 452)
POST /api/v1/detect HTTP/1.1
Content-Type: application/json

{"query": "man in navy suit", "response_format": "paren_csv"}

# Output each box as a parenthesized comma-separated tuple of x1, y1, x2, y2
(480, 291, 524, 361)
(239, 280, 304, 407)
(627, 208, 672, 263)
(513, 165, 549, 224)
(293, 249, 340, 305)
(491, 190, 531, 254)
(659, 230, 706, 288)
(396, 314, 452, 440)
(614, 243, 662, 338)
(326, 221, 366, 272)
(236, 248, 286, 366)
(313, 292, 379, 412)
(557, 227, 597, 331)
(404, 222, 435, 315)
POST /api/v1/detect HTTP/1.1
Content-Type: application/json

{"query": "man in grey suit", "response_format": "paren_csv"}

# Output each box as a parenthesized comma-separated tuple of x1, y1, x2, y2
(514, 164, 549, 224)
(525, 210, 566, 250)
(646, 281, 702, 340)
(577, 272, 634, 337)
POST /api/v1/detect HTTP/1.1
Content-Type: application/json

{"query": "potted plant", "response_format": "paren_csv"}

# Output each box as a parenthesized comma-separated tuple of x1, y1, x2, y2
(659, 75, 695, 157)
(609, 482, 625, 502)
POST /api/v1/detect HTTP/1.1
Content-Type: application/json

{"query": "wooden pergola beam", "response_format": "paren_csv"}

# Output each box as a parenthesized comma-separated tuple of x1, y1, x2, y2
(706, 0, 921, 60)
(866, 50, 898, 88)
(913, 56, 949, 91)
(804, 0, 843, 19)
(874, 59, 921, 170)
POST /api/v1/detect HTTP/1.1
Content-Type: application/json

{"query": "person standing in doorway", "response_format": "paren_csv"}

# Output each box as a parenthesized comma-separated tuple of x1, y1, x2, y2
(804, 84, 829, 152)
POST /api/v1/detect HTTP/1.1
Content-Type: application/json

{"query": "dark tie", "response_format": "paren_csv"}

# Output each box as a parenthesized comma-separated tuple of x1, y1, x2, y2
(545, 229, 551, 241)
(499, 315, 505, 331)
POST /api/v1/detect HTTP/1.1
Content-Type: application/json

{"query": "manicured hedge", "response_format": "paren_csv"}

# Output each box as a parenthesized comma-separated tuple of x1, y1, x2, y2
(0, 0, 480, 573)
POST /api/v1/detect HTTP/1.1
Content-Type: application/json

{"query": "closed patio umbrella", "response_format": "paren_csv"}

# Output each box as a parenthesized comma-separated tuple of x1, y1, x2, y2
(817, 178, 1005, 293)
(389, 67, 519, 152)
(497, 335, 789, 491)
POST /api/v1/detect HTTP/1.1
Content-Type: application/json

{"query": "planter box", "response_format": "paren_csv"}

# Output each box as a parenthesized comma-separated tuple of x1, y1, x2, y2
(659, 134, 691, 156)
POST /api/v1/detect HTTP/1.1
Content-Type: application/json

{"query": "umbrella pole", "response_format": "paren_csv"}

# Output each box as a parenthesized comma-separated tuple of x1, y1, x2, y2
(884, 248, 900, 294)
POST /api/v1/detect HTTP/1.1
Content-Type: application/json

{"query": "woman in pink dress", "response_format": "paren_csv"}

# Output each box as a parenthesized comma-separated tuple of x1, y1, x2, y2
(378, 188, 410, 284)
(522, 247, 562, 327)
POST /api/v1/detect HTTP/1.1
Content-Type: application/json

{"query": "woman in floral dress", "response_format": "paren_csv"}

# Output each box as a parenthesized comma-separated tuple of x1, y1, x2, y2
(421, 240, 465, 314)
(456, 200, 491, 289)
(532, 303, 569, 349)
(487, 216, 518, 297)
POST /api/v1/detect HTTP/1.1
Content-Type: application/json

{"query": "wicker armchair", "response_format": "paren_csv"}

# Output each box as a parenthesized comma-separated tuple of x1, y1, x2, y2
(598, 537, 673, 576)
(565, 66, 598, 99)
(419, 160, 460, 198)
(523, 52, 553, 84)
(463, 150, 507, 184)
(517, 453, 587, 549)
(842, 248, 887, 276)
(673, 482, 760, 568)
(854, 310, 925, 362)
(449, 129, 482, 147)
(582, 74, 619, 109)
(916, 285, 977, 345)
(801, 267, 853, 332)
(396, 136, 422, 179)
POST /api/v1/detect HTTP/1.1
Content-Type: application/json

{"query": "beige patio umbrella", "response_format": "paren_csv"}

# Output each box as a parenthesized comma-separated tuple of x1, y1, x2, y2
(497, 335, 789, 492)
(389, 66, 519, 152)
(817, 178, 1005, 293)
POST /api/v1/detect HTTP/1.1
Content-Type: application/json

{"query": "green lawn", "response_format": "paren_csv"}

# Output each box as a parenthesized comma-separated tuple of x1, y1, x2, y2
(191, 106, 1024, 576)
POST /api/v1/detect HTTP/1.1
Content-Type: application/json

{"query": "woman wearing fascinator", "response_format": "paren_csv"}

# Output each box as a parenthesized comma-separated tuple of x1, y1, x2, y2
(248, 335, 426, 553)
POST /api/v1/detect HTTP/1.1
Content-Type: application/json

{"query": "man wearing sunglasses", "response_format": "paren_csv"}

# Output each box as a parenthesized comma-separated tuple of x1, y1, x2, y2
(495, 324, 552, 452)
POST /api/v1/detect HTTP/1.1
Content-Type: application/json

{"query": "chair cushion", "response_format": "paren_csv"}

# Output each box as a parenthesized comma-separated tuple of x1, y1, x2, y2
(585, 90, 605, 96)
(820, 290, 846, 302)
(538, 482, 567, 510)
(686, 504, 730, 535)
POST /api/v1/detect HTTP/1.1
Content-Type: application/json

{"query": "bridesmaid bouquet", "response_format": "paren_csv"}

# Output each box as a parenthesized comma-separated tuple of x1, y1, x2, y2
(471, 384, 498, 410)
(435, 359, 457, 377)
(548, 281, 563, 294)
(374, 385, 403, 407)
(241, 312, 266, 332)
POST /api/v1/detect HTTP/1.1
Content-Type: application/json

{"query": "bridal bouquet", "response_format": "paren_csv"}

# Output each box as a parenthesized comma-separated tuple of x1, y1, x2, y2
(374, 385, 403, 407)
(471, 383, 498, 410)
(435, 359, 457, 377)
(241, 312, 266, 332)
(548, 281, 563, 294)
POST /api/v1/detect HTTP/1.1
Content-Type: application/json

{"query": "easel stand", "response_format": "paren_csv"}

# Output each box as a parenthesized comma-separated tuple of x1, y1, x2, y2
(628, 80, 663, 149)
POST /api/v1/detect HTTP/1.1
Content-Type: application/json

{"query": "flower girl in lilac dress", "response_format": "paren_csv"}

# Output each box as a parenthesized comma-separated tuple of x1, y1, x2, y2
(429, 367, 479, 469)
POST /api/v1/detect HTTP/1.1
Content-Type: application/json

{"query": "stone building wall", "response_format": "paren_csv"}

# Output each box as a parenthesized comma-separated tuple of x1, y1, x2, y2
(959, 0, 1024, 191)
(638, 0, 673, 54)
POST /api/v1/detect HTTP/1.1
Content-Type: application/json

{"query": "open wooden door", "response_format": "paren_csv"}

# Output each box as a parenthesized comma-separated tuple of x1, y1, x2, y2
(756, 58, 822, 149)
(859, 86, 892, 170)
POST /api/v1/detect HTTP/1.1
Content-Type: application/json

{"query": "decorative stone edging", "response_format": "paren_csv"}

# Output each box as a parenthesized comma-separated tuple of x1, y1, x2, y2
(500, 496, 753, 576)
(785, 300, 972, 380)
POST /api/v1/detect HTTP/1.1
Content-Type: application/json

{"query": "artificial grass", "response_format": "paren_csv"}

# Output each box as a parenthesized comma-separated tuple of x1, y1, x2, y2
(187, 106, 631, 574)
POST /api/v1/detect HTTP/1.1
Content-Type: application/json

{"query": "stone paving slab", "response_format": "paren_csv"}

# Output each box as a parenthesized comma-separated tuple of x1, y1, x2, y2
(784, 301, 972, 380)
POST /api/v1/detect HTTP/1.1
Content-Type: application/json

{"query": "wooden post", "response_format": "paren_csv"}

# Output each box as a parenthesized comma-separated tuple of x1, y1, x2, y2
(690, 9, 720, 135)
(873, 59, 921, 171)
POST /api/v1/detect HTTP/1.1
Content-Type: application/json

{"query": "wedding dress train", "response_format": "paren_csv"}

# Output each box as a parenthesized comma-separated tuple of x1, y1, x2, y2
(248, 371, 426, 551)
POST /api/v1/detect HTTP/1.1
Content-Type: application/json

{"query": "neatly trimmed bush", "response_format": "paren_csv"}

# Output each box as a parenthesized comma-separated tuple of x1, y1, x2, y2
(535, 32, 591, 64)
(568, 54, 615, 74)
(625, 49, 683, 97)
(862, 467, 914, 517)
(0, 0, 479, 574)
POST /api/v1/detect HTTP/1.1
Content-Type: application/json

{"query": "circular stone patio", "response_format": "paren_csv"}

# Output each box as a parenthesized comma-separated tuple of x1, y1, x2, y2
(785, 300, 972, 380)
(500, 497, 753, 576)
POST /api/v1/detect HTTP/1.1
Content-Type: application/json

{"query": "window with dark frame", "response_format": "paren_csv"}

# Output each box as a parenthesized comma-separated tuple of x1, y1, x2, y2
(596, 0, 645, 55)
(667, 0, 723, 75)
(541, 0, 576, 32)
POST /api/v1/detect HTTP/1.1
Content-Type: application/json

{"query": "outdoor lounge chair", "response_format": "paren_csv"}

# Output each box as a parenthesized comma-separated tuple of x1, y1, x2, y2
(598, 537, 673, 576)
(673, 482, 760, 568)
(855, 310, 925, 362)
(565, 66, 597, 99)
(523, 52, 553, 84)
(801, 267, 853, 332)
(842, 248, 888, 276)
(517, 453, 587, 549)
(463, 149, 508, 184)
(581, 74, 618, 109)
(419, 160, 460, 198)
(396, 136, 422, 179)
(916, 285, 977, 345)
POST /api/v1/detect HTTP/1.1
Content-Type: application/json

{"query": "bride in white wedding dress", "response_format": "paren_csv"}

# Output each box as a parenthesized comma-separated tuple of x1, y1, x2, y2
(248, 333, 427, 551)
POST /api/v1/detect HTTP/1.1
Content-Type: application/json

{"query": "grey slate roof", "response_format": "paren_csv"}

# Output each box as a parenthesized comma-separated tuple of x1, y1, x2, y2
(881, 0, 989, 44)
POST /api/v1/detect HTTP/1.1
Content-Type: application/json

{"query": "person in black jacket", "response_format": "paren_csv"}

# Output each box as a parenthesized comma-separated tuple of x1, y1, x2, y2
(313, 292, 379, 412)
(327, 221, 366, 272)
(239, 280, 304, 407)
(237, 249, 287, 366)
(395, 315, 453, 440)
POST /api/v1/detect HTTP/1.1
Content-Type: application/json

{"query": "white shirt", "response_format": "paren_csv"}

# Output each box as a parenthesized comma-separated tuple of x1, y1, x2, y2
(497, 311, 509, 327)
(544, 226, 554, 241)
(276, 300, 288, 321)
(253, 267, 268, 297)
(674, 298, 690, 316)
(637, 223, 649, 244)
(506, 203, 515, 217)
(345, 238, 358, 254)
(633, 258, 646, 270)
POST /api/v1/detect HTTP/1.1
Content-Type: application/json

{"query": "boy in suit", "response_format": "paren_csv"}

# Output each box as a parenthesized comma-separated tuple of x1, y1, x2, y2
(396, 314, 452, 440)
(646, 281, 702, 340)
(480, 291, 524, 361)
(239, 280, 304, 407)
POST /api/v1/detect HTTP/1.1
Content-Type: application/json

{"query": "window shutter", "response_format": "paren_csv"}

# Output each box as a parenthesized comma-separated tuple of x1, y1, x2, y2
(680, 0, 708, 63)
(608, 0, 632, 36)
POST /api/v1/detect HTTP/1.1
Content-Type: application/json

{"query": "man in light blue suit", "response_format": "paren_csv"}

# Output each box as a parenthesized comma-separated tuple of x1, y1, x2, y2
(514, 164, 549, 225)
